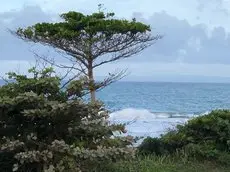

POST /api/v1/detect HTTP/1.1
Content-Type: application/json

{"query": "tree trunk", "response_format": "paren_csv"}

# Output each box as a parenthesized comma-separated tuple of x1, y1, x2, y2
(88, 61, 96, 102)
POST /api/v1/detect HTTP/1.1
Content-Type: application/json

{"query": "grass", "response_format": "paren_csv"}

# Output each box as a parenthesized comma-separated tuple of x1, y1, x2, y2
(97, 155, 230, 172)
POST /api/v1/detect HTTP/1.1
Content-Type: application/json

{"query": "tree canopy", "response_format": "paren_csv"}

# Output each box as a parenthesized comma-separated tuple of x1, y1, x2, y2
(15, 9, 162, 101)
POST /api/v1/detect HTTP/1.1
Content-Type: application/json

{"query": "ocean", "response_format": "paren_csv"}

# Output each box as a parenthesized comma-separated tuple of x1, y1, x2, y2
(97, 82, 230, 138)
(1, 80, 230, 138)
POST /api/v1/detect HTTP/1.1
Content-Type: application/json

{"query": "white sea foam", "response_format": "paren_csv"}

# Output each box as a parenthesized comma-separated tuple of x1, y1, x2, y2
(109, 108, 208, 138)
(109, 108, 191, 122)
(109, 108, 156, 122)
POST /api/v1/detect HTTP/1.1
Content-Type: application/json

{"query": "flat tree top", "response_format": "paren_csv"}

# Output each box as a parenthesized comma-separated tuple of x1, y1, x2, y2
(17, 11, 151, 40)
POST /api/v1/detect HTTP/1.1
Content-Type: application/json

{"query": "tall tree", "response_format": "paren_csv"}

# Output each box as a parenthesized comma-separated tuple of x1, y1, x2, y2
(14, 8, 162, 101)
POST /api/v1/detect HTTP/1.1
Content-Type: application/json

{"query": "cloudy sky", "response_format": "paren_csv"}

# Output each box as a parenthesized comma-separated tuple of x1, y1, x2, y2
(1, 0, 230, 82)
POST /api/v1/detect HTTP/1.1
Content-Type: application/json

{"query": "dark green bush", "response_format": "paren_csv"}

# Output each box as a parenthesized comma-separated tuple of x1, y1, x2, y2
(0, 68, 134, 172)
(138, 137, 170, 155)
(138, 110, 230, 164)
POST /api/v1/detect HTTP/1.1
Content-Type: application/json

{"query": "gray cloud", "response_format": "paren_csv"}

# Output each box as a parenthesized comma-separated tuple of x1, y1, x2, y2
(1, 5, 230, 66)
(0, 6, 53, 61)
(128, 11, 230, 64)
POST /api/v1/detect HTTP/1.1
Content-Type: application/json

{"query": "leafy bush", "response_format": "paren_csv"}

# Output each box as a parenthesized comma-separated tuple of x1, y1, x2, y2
(0, 68, 134, 172)
(138, 137, 167, 155)
(138, 110, 230, 164)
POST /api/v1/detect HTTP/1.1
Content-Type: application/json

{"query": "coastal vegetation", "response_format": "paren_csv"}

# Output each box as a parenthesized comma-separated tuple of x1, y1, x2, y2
(1, 6, 230, 172)
(97, 110, 230, 171)
(0, 68, 134, 171)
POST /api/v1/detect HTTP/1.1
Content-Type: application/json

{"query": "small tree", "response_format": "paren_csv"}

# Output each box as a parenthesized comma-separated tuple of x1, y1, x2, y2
(0, 68, 134, 172)
(14, 8, 162, 101)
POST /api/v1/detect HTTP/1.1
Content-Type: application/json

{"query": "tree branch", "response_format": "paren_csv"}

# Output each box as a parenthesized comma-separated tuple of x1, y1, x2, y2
(32, 51, 87, 76)
(94, 69, 129, 92)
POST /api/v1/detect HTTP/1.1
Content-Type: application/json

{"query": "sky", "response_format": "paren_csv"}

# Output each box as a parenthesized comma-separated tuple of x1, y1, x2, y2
(1, 0, 230, 82)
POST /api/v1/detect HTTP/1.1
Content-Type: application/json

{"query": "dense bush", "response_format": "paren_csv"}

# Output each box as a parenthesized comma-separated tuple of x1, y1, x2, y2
(0, 68, 134, 172)
(138, 110, 230, 163)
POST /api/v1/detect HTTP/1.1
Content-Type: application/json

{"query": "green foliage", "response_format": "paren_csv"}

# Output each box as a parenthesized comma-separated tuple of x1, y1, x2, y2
(138, 137, 166, 155)
(96, 155, 230, 172)
(0, 68, 134, 172)
(17, 11, 151, 40)
(0, 67, 64, 100)
(138, 110, 230, 164)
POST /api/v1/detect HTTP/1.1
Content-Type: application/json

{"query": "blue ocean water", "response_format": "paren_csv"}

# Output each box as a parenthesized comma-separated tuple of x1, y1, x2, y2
(98, 82, 230, 114)
(97, 82, 230, 137)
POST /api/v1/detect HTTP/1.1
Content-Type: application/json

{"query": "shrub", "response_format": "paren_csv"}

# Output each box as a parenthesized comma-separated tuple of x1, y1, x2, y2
(138, 137, 167, 155)
(0, 68, 134, 172)
(138, 110, 230, 164)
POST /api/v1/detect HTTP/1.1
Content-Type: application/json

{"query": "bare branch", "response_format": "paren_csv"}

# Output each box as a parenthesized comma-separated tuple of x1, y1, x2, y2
(61, 72, 83, 89)
(54, 49, 88, 76)
(92, 32, 161, 58)
(32, 51, 87, 76)
(10, 29, 89, 67)
(31, 51, 86, 90)
(92, 33, 162, 68)
(75, 69, 128, 98)
(95, 69, 129, 92)
(0, 76, 9, 84)
(93, 43, 151, 68)
(33, 55, 52, 72)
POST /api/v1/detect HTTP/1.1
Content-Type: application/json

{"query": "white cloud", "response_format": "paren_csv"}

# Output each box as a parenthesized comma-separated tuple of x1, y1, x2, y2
(2, 0, 230, 30)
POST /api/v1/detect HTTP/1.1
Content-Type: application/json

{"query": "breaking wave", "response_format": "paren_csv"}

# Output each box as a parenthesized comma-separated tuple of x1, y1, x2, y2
(109, 108, 209, 122)
(109, 108, 210, 138)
